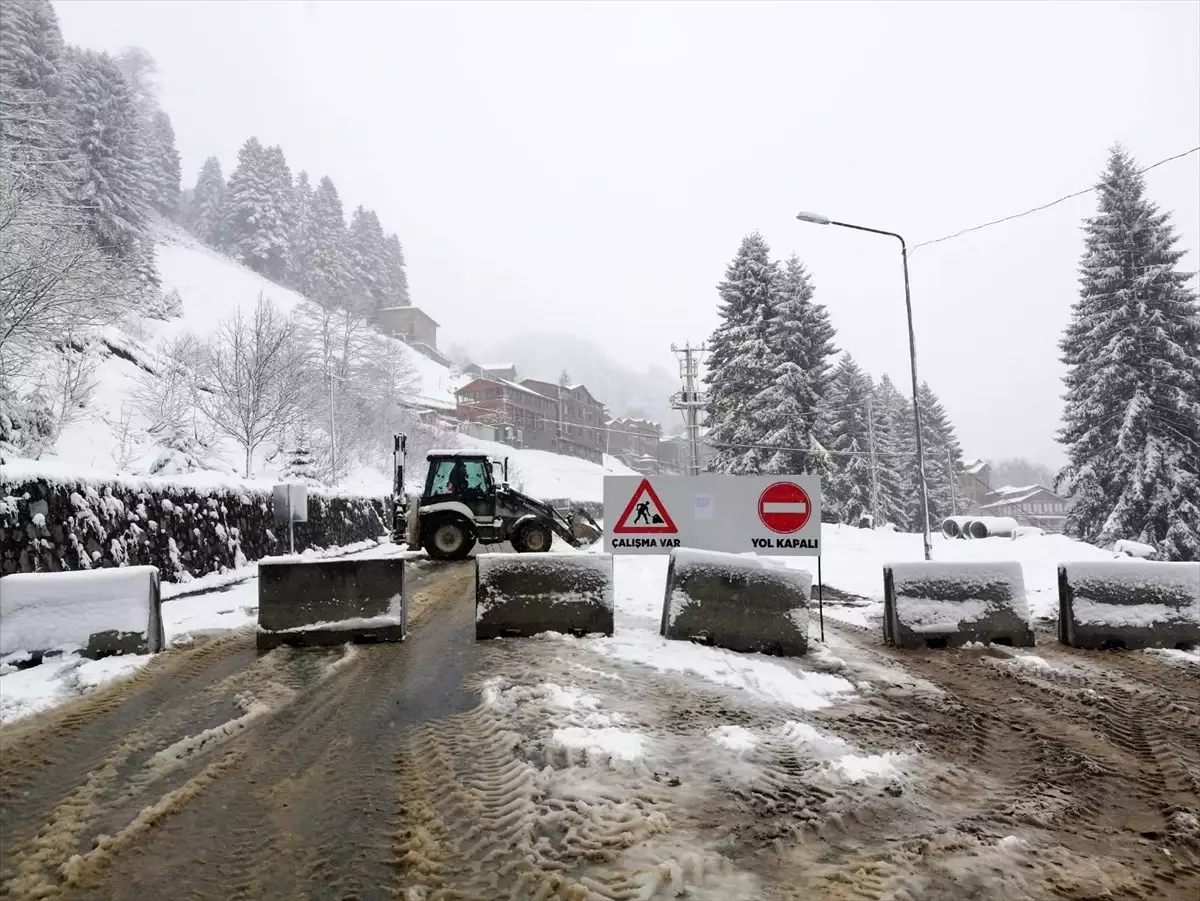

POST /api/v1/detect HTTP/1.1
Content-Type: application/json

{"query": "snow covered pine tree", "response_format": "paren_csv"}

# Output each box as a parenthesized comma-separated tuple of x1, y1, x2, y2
(826, 354, 877, 523)
(756, 255, 837, 477)
(703, 233, 779, 474)
(187, 156, 226, 247)
(1057, 145, 1200, 561)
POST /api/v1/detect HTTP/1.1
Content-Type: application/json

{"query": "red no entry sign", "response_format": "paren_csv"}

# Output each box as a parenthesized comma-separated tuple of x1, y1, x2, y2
(758, 481, 812, 534)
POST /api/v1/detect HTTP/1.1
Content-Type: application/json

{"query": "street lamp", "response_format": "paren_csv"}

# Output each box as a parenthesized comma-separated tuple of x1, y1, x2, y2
(795, 210, 933, 561)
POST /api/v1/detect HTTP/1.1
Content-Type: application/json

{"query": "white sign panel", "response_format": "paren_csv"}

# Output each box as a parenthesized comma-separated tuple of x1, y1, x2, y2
(602, 475, 822, 556)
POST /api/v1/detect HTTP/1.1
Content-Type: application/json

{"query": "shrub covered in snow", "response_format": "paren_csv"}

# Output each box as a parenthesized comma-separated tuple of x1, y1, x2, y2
(1, 472, 385, 581)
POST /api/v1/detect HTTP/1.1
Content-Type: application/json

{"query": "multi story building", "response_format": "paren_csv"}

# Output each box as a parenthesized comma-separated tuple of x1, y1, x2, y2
(454, 376, 558, 447)
(975, 484, 1072, 533)
(521, 379, 606, 463)
(605, 417, 663, 473)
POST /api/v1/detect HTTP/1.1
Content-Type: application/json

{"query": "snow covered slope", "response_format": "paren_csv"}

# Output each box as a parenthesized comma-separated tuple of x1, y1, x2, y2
(7, 221, 632, 503)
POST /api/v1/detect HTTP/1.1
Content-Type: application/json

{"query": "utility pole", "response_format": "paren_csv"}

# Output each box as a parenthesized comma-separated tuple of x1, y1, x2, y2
(670, 342, 708, 476)
(865, 393, 880, 521)
(328, 369, 336, 488)
(947, 447, 959, 516)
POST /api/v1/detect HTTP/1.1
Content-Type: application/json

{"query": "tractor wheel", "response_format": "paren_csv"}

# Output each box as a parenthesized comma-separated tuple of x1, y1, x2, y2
(512, 519, 553, 554)
(424, 516, 476, 560)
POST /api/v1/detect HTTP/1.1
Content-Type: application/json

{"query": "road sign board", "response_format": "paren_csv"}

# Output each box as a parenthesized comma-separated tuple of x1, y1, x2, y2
(602, 474, 822, 555)
(758, 481, 812, 534)
(612, 478, 678, 534)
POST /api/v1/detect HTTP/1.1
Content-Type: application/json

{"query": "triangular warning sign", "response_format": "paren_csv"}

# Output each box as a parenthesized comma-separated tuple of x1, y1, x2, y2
(613, 478, 678, 534)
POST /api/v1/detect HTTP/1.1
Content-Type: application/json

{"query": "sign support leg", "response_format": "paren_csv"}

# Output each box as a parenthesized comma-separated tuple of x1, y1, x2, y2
(817, 556, 825, 643)
(288, 490, 295, 554)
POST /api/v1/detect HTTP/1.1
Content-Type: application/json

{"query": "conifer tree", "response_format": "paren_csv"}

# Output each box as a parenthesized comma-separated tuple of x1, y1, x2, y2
(381, 233, 411, 306)
(223, 137, 290, 278)
(187, 156, 225, 246)
(871, 374, 912, 529)
(755, 256, 834, 476)
(1057, 145, 1200, 560)
(0, 0, 71, 193)
(63, 48, 157, 289)
(915, 382, 962, 522)
(703, 233, 778, 474)
(826, 355, 876, 522)
(260, 144, 293, 281)
(348, 206, 388, 309)
(145, 109, 181, 216)
(288, 170, 316, 291)
(307, 175, 356, 306)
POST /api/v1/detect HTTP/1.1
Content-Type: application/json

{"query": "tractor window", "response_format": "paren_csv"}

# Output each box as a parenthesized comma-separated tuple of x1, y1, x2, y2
(462, 459, 490, 493)
(428, 460, 457, 497)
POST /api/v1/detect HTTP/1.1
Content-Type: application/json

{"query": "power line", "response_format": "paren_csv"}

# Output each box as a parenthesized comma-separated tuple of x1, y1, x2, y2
(910, 146, 1200, 253)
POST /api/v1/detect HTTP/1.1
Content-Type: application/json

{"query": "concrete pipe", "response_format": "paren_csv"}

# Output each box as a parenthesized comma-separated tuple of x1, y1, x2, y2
(0, 566, 165, 660)
(958, 519, 977, 540)
(882, 560, 1035, 649)
(1057, 560, 1199, 651)
(475, 552, 614, 640)
(967, 516, 1019, 540)
(662, 548, 812, 658)
(941, 516, 973, 539)
(257, 556, 407, 651)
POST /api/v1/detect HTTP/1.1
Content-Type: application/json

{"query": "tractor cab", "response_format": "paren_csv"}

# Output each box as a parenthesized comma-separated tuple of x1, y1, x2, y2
(423, 451, 499, 523)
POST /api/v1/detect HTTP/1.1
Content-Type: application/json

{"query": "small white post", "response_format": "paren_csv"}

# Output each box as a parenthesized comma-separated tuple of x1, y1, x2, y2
(287, 488, 295, 554)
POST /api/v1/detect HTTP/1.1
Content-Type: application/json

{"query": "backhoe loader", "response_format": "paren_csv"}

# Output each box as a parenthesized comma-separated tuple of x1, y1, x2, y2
(390, 435, 602, 561)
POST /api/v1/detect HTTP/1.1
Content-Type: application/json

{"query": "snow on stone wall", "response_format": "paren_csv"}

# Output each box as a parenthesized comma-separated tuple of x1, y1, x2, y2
(1, 474, 386, 582)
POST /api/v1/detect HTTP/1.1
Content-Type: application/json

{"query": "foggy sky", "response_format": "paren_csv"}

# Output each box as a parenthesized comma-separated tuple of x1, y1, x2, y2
(55, 0, 1200, 468)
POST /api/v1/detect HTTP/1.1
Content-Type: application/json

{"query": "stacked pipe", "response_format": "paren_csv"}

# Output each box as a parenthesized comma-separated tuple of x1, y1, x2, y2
(940, 515, 1019, 540)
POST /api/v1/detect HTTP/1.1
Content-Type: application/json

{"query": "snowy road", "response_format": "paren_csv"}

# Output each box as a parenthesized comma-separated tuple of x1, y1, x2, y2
(1, 562, 1199, 900)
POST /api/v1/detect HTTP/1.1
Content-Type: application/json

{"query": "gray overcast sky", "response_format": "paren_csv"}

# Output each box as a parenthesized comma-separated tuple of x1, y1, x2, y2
(56, 0, 1200, 468)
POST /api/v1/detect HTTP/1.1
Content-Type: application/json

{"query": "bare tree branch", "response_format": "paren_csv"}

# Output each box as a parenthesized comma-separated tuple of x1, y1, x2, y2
(197, 293, 311, 478)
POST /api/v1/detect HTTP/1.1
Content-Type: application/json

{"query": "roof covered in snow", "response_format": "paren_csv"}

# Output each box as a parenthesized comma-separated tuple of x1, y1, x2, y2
(962, 458, 989, 475)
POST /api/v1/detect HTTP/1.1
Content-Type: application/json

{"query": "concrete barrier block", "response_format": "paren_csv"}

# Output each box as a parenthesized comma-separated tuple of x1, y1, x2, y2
(256, 557, 406, 650)
(0, 566, 164, 659)
(883, 561, 1034, 649)
(662, 548, 811, 657)
(1058, 561, 1200, 651)
(475, 553, 614, 640)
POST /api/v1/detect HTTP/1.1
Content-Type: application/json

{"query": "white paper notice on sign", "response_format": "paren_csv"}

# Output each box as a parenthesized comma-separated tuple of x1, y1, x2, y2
(693, 493, 714, 521)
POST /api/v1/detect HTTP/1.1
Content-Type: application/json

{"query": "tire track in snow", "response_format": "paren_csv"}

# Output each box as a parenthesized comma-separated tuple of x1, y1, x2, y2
(825, 621, 1200, 898)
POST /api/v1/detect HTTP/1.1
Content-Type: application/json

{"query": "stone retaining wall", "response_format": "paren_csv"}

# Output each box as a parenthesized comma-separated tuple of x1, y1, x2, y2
(1, 476, 386, 582)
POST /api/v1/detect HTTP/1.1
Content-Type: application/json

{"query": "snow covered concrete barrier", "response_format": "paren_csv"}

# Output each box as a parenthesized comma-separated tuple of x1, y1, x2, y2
(966, 516, 1019, 539)
(0, 566, 165, 659)
(1057, 561, 1200, 651)
(883, 561, 1034, 649)
(475, 553, 614, 640)
(662, 548, 812, 658)
(941, 516, 972, 539)
(256, 557, 406, 650)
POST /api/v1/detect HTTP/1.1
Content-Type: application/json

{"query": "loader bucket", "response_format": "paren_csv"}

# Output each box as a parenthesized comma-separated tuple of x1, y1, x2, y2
(257, 556, 408, 651)
(475, 552, 614, 640)
(882, 561, 1034, 649)
(662, 548, 812, 658)
(1058, 561, 1200, 651)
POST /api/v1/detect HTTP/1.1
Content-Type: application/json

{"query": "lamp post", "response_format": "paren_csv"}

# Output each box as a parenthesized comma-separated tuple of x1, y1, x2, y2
(795, 211, 933, 561)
